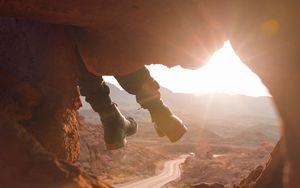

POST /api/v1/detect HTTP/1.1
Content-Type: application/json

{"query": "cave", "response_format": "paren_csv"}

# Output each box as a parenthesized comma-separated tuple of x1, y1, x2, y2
(0, 1, 299, 188)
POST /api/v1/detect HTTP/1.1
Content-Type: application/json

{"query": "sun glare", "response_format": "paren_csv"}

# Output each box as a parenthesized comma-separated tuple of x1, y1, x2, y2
(104, 41, 269, 97)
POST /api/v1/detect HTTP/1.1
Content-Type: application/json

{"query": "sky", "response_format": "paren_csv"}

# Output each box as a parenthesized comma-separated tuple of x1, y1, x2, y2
(104, 41, 270, 97)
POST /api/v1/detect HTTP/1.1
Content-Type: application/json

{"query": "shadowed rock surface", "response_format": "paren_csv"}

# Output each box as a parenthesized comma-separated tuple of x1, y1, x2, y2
(0, 1, 300, 187)
(0, 18, 110, 187)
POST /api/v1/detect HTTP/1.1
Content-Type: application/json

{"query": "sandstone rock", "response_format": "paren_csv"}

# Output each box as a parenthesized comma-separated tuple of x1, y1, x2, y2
(0, 1, 225, 75)
(0, 17, 81, 162)
(0, 97, 110, 188)
(234, 166, 264, 188)
(0, 18, 110, 187)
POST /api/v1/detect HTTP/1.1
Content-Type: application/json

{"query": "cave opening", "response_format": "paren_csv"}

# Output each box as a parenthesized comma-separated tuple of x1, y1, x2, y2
(78, 41, 280, 187)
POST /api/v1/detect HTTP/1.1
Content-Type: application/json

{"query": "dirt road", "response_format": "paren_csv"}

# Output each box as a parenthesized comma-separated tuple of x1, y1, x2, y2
(114, 155, 189, 188)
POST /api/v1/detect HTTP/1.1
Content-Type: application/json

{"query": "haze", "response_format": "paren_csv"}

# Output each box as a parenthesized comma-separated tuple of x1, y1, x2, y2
(105, 41, 270, 97)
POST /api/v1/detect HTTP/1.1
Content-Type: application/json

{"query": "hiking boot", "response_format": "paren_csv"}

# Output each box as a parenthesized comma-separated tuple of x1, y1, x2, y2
(100, 104, 138, 150)
(153, 123, 166, 137)
(147, 100, 187, 142)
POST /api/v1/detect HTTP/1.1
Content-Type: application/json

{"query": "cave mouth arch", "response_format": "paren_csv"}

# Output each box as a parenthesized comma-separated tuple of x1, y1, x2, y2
(85, 41, 281, 187)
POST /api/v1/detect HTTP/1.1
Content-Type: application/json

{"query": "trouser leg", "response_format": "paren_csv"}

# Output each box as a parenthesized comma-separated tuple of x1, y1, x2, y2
(78, 58, 112, 113)
(77, 57, 137, 150)
(114, 66, 160, 108)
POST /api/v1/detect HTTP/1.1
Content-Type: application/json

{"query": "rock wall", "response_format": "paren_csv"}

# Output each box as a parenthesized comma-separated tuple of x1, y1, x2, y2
(0, 111, 110, 188)
(0, 17, 80, 162)
(0, 18, 109, 187)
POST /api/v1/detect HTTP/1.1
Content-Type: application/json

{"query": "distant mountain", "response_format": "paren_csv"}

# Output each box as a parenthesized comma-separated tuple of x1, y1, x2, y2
(80, 83, 137, 111)
(80, 83, 277, 125)
(225, 128, 277, 146)
(159, 87, 276, 121)
(79, 83, 279, 142)
(232, 124, 280, 143)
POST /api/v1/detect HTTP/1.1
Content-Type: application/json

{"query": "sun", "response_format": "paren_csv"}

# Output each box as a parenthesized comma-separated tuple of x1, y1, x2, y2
(104, 41, 269, 97)
(190, 41, 270, 97)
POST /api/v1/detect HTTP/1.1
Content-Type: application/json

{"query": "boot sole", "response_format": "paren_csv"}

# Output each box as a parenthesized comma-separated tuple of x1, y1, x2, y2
(154, 124, 166, 137)
(105, 138, 127, 150)
(159, 121, 187, 142)
(165, 125, 187, 142)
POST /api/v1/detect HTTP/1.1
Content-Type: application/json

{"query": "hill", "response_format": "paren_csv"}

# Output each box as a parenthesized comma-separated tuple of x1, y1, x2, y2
(79, 83, 279, 141)
(80, 83, 277, 122)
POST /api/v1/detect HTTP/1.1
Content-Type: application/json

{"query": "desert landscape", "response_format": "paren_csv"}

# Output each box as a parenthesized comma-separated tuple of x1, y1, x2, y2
(78, 83, 279, 187)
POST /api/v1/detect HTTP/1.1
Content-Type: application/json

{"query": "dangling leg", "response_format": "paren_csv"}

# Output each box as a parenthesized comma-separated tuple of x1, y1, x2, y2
(115, 66, 187, 142)
(78, 58, 137, 150)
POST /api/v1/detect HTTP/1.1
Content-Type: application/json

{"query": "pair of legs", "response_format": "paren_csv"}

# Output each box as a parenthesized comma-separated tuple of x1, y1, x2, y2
(78, 60, 187, 150)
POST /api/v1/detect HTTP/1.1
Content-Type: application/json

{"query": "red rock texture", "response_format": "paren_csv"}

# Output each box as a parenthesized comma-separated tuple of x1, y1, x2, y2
(0, 1, 225, 75)
(0, 18, 109, 187)
(0, 18, 81, 162)
(236, 142, 284, 188)
(233, 166, 264, 188)
(0, 112, 110, 188)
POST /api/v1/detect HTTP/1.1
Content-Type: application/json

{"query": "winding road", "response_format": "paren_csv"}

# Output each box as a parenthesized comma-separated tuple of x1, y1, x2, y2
(114, 155, 189, 188)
